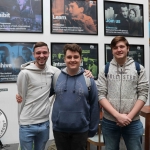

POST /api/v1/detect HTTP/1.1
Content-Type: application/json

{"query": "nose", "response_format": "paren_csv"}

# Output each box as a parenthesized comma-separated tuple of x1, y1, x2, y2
(116, 46, 122, 51)
(40, 53, 44, 57)
(71, 57, 75, 61)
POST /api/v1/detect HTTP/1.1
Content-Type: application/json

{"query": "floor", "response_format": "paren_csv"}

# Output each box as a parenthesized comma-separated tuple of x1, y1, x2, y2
(0, 136, 145, 150)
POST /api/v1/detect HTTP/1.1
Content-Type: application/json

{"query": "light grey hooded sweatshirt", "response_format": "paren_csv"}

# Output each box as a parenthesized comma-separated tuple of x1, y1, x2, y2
(97, 57, 149, 122)
(17, 61, 59, 125)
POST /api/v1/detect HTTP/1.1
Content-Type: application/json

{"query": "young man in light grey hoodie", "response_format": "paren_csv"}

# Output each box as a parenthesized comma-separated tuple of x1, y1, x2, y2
(17, 42, 59, 150)
(17, 42, 92, 150)
(97, 36, 149, 150)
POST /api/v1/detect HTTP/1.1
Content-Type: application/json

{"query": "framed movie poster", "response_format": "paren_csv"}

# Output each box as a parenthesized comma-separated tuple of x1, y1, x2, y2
(0, 0, 43, 33)
(51, 43, 99, 79)
(50, 0, 98, 35)
(0, 42, 35, 83)
(105, 44, 144, 66)
(104, 1, 144, 37)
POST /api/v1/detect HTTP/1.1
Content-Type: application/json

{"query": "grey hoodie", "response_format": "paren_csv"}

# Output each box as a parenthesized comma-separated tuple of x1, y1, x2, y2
(17, 61, 59, 125)
(97, 57, 149, 122)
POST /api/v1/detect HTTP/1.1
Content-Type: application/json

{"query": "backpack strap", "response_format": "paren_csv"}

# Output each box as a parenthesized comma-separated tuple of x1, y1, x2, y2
(134, 61, 140, 76)
(104, 62, 110, 78)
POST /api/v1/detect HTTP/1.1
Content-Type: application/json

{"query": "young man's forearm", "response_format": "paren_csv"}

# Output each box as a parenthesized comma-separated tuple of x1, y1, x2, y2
(127, 100, 145, 120)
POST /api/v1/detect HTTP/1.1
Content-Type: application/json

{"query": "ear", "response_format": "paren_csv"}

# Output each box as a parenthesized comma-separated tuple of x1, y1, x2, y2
(127, 46, 130, 52)
(80, 7, 84, 13)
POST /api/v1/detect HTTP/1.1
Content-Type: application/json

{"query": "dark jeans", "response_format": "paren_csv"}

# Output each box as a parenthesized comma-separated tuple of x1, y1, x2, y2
(53, 130, 88, 150)
(102, 118, 143, 150)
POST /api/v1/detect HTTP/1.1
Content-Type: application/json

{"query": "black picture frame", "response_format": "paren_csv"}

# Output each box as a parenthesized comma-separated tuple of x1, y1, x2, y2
(104, 1, 144, 37)
(51, 43, 99, 79)
(0, 0, 43, 33)
(0, 42, 35, 83)
(50, 0, 98, 35)
(104, 44, 144, 66)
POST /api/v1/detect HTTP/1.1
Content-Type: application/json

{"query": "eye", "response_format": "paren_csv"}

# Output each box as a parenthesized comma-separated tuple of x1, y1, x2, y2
(119, 45, 125, 49)
(67, 56, 72, 59)
(74, 56, 79, 59)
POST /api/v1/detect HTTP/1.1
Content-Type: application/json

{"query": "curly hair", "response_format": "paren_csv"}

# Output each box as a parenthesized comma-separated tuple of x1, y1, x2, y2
(63, 43, 82, 56)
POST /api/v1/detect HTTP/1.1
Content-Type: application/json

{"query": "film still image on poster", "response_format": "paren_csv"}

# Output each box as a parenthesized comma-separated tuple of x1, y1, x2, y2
(0, 0, 43, 33)
(105, 44, 144, 66)
(104, 1, 144, 37)
(51, 0, 98, 35)
(51, 43, 99, 79)
(0, 42, 35, 83)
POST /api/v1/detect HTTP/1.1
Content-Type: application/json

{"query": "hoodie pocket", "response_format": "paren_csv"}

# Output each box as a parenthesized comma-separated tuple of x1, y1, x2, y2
(56, 111, 88, 130)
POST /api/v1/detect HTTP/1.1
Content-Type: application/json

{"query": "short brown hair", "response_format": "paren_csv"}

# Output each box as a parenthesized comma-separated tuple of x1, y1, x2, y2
(110, 36, 129, 49)
(33, 42, 49, 52)
(63, 43, 82, 56)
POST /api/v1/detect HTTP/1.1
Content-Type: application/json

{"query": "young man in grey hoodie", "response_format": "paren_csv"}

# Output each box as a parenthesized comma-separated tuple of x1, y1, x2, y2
(17, 42, 92, 150)
(97, 36, 149, 150)
(17, 42, 59, 150)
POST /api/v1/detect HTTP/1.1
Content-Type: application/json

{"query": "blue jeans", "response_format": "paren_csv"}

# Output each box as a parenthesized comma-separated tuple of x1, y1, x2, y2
(19, 121, 49, 150)
(102, 118, 143, 150)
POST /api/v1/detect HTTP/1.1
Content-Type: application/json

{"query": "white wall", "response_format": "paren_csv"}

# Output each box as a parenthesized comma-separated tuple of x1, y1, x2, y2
(0, 0, 149, 144)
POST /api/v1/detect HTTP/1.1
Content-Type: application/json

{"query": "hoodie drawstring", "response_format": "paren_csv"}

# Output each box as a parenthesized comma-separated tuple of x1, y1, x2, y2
(64, 75, 68, 92)
(73, 77, 77, 93)
(40, 67, 47, 89)
(64, 75, 77, 93)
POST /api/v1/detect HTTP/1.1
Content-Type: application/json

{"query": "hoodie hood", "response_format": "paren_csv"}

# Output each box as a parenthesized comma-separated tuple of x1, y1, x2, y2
(21, 60, 58, 76)
(111, 56, 134, 74)
(60, 67, 85, 93)
(20, 61, 50, 86)
(21, 61, 46, 71)
(61, 67, 85, 76)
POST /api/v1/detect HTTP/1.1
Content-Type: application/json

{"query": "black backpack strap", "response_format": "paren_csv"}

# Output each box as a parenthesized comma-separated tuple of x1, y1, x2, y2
(135, 61, 140, 76)
(104, 62, 110, 78)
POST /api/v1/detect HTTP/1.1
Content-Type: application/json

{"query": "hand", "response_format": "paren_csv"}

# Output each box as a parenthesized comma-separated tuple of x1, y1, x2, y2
(84, 69, 94, 78)
(116, 114, 132, 127)
(16, 94, 22, 103)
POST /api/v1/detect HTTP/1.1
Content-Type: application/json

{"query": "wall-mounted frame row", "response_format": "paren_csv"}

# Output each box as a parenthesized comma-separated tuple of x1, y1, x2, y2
(0, 0, 144, 37)
(0, 42, 144, 83)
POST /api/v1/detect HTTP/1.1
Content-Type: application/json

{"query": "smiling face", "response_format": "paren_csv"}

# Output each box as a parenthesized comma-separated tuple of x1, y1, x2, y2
(112, 41, 129, 63)
(64, 50, 81, 74)
(33, 46, 49, 69)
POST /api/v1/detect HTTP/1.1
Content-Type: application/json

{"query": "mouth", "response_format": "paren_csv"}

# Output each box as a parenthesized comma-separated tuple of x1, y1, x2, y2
(117, 53, 123, 56)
